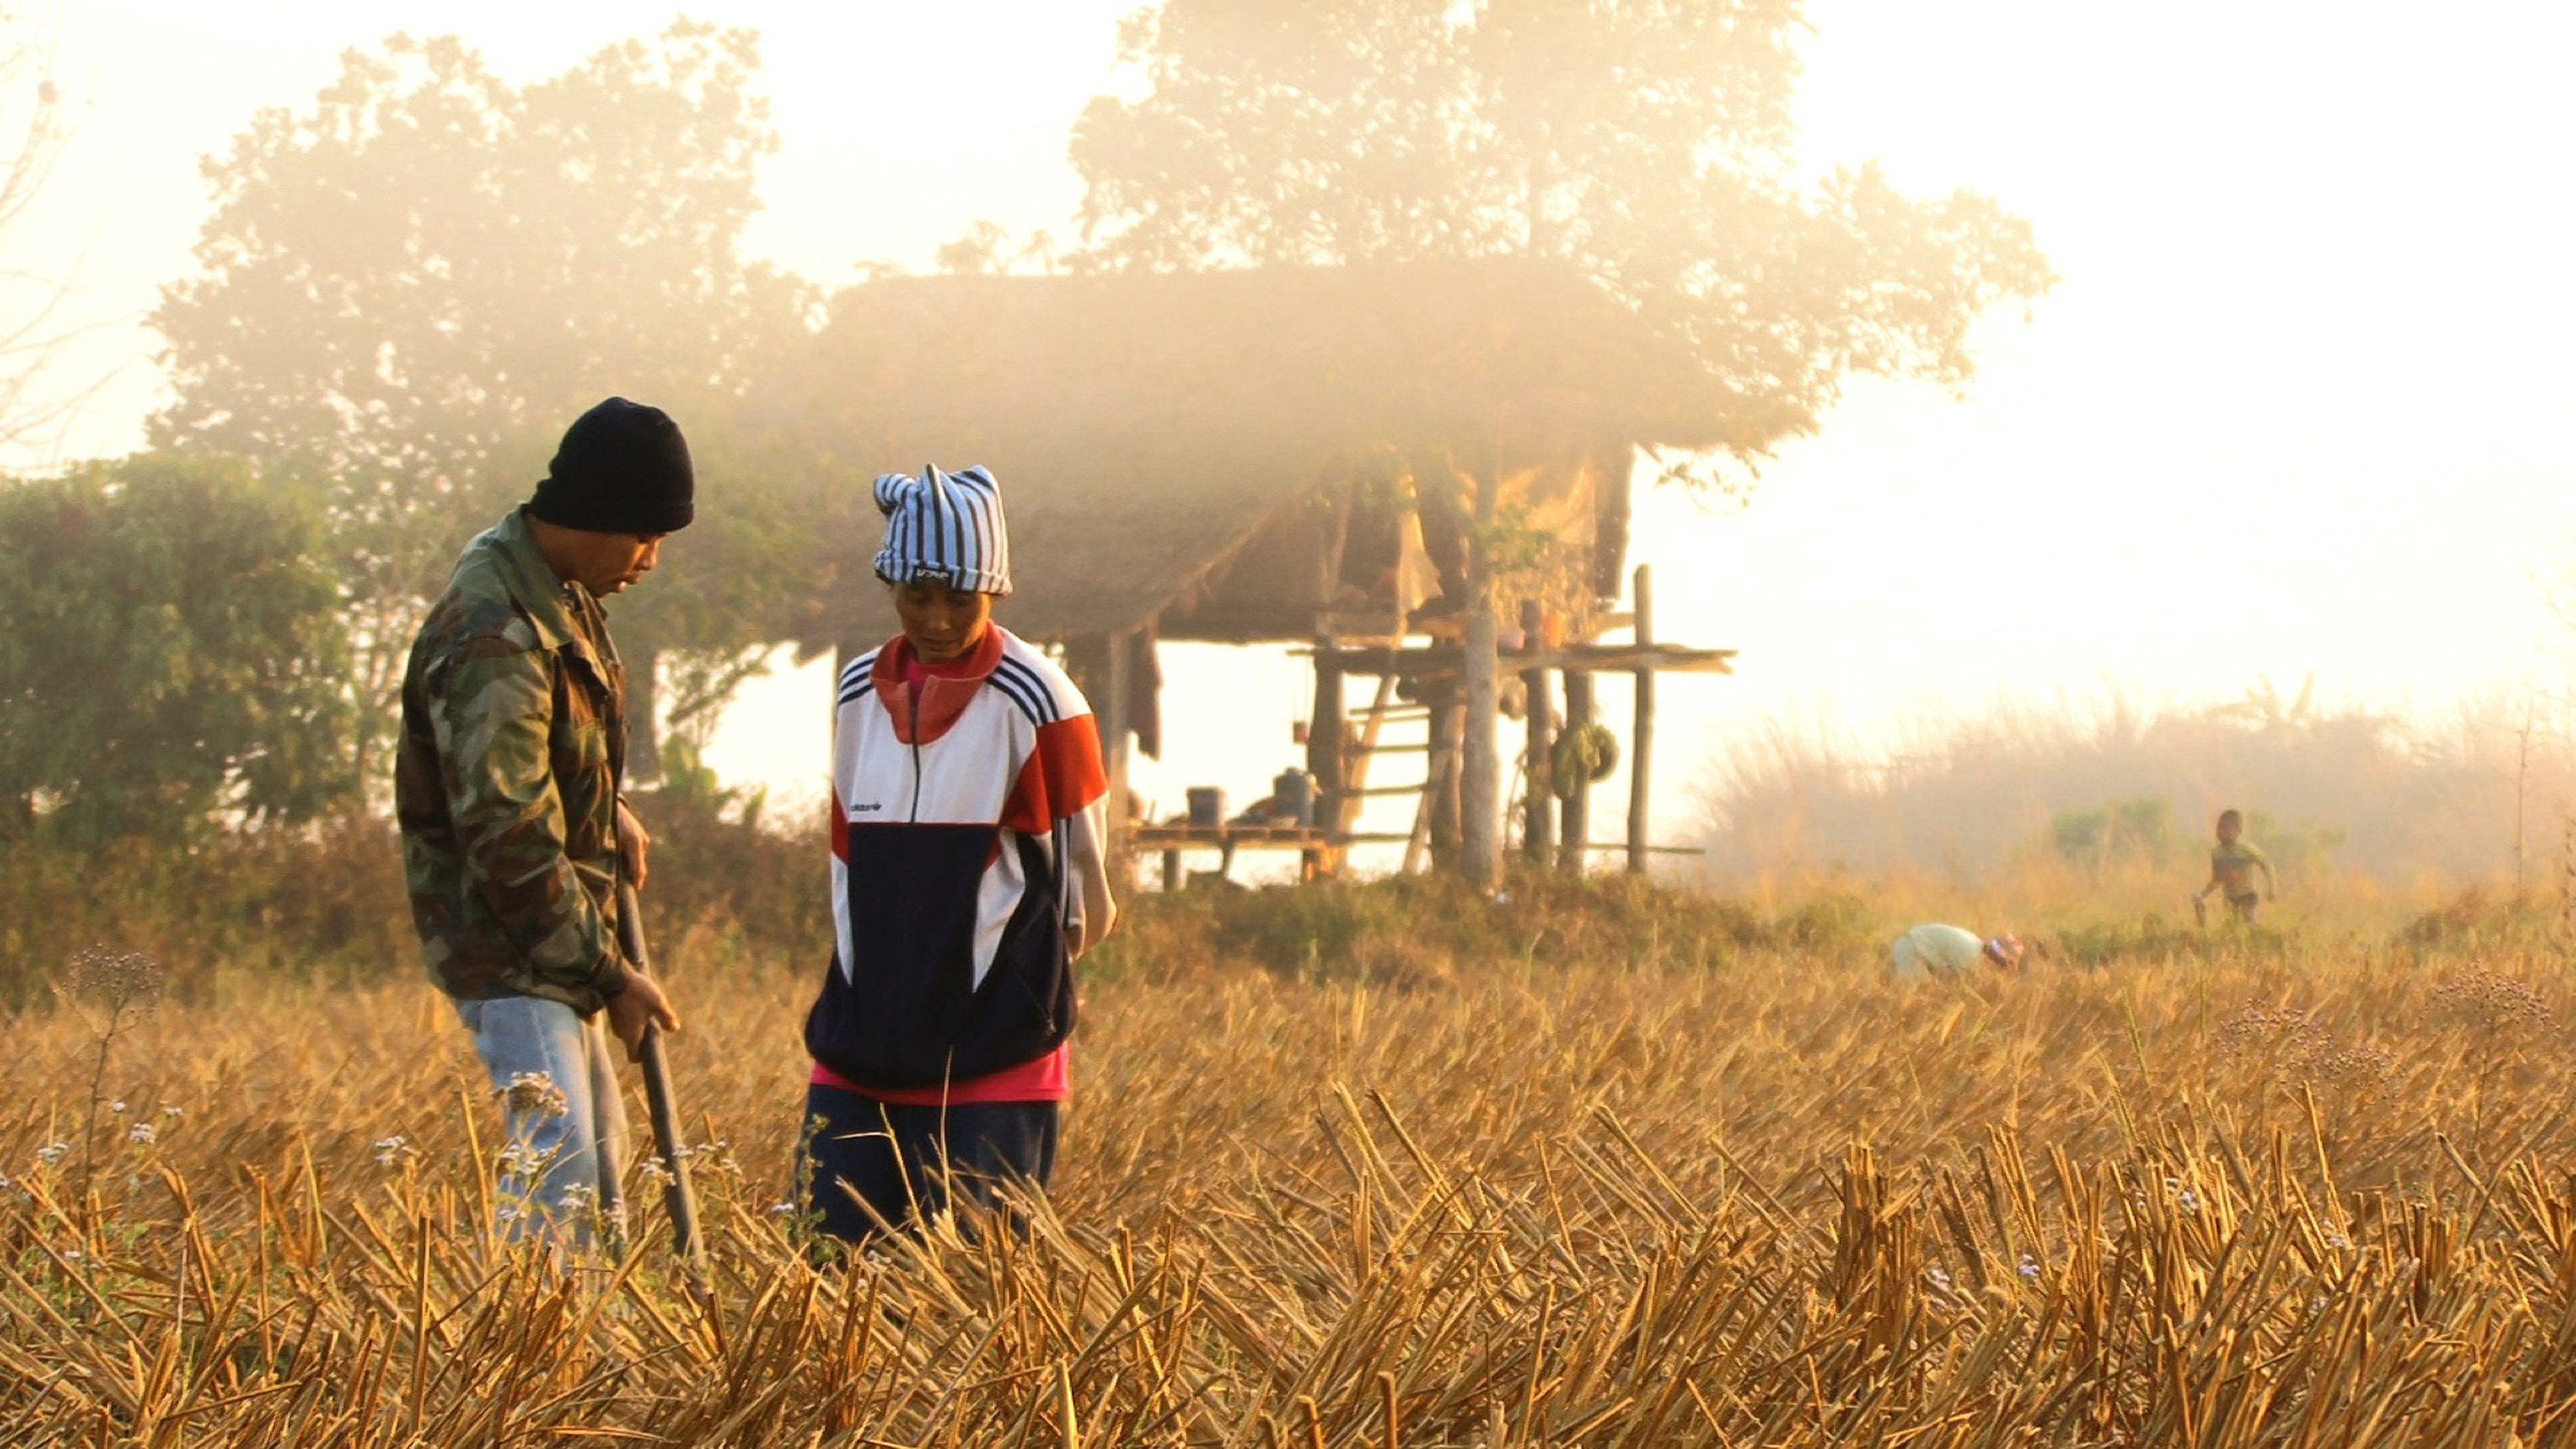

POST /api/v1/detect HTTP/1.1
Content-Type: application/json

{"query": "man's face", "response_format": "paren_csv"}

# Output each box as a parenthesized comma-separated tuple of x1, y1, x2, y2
(559, 531, 665, 597)
(891, 579, 995, 662)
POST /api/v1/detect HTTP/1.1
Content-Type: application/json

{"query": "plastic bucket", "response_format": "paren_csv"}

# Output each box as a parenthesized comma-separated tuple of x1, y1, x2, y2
(1186, 787, 1226, 827)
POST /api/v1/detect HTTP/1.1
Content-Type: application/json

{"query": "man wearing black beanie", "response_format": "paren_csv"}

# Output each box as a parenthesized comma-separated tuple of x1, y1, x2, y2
(529, 396, 696, 537)
(394, 396, 693, 1248)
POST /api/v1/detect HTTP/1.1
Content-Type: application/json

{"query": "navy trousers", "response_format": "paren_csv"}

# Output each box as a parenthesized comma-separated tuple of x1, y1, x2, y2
(800, 1082, 1058, 1248)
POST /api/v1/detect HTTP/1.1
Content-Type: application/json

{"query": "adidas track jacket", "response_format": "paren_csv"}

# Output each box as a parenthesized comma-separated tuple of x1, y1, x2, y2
(805, 625, 1115, 1088)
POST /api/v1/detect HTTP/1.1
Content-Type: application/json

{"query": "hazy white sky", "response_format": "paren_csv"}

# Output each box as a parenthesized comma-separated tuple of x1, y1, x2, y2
(20, 1, 2576, 854)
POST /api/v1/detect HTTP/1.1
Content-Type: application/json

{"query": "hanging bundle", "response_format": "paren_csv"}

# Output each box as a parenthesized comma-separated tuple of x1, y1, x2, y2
(1546, 723, 1620, 798)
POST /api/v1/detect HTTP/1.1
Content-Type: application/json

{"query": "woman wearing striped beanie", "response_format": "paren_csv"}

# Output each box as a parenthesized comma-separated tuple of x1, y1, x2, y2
(797, 465, 1119, 1250)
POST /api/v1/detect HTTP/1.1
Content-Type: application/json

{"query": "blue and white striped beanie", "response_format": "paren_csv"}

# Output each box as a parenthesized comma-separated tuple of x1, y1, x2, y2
(871, 464, 1012, 595)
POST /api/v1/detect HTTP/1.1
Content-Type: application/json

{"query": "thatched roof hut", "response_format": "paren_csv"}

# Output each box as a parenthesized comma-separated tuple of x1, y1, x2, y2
(765, 257, 1724, 657)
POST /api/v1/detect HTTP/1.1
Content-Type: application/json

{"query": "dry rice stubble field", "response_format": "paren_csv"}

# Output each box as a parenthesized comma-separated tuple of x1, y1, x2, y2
(4, 934, 2575, 1445)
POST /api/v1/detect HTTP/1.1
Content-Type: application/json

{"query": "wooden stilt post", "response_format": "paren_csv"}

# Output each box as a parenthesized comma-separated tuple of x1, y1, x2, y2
(1459, 454, 1502, 887)
(1426, 684, 1463, 875)
(1100, 629, 1132, 879)
(1308, 633, 1348, 881)
(1461, 626, 1500, 884)
(1519, 599, 1554, 864)
(1560, 665, 1594, 871)
(1627, 564, 1655, 876)
(1309, 633, 1346, 815)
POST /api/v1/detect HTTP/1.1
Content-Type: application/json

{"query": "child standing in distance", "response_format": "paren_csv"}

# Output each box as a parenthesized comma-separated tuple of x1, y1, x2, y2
(801, 465, 1118, 1250)
(2193, 808, 2277, 925)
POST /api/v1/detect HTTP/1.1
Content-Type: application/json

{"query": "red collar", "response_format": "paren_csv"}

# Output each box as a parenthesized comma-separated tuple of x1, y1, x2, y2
(869, 626, 1006, 744)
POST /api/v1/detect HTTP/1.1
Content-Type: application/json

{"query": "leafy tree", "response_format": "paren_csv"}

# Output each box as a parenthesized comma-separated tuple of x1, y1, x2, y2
(1072, 0, 2053, 485)
(0, 453, 356, 846)
(148, 21, 816, 783)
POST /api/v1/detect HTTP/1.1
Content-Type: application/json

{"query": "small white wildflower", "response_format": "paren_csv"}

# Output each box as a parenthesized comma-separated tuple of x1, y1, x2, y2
(35, 1143, 68, 1166)
(0, 1173, 12, 1190)
(127, 1123, 156, 1146)
(160, 1105, 183, 1120)
(373, 1136, 412, 1168)
(2176, 1188, 2201, 1215)
(769, 1200, 798, 1216)
(2016, 1252, 2041, 1282)
(109, 1100, 127, 1115)
(1925, 1266, 1954, 1294)
(637, 1157, 673, 1187)
(2324, 1232, 2351, 1251)
(60, 1248, 81, 1261)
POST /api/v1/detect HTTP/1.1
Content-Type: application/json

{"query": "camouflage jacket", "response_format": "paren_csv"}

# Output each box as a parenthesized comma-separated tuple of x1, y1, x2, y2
(396, 507, 633, 1013)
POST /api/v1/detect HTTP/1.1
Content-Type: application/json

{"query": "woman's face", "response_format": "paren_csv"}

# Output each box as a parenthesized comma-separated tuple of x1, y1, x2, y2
(891, 579, 995, 662)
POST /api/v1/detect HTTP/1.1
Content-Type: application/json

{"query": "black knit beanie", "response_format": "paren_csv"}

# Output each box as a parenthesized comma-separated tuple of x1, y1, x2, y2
(529, 397, 694, 534)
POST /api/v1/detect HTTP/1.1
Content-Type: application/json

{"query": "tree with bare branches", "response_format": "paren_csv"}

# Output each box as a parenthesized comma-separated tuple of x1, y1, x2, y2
(0, 7, 109, 460)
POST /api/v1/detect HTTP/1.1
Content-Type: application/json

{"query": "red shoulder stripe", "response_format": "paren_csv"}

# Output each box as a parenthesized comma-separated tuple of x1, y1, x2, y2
(1000, 715, 1108, 835)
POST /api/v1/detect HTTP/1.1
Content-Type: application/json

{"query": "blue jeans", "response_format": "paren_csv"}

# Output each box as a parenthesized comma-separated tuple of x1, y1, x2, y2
(455, 995, 628, 1247)
(800, 1084, 1056, 1248)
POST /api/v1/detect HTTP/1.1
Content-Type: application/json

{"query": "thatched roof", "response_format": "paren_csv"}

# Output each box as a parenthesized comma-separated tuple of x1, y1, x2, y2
(764, 257, 1722, 646)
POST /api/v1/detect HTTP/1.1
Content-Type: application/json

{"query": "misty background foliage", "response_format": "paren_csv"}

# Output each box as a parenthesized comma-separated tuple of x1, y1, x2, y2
(145, 20, 819, 784)
(0, 7, 2554, 998)
(12, 6, 2053, 846)
(1695, 676, 2567, 896)
(1072, 0, 2054, 491)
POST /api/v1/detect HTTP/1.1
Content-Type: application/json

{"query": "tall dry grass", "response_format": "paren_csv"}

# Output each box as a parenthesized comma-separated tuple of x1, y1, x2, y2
(7, 888, 2576, 1445)
(0, 786, 817, 1012)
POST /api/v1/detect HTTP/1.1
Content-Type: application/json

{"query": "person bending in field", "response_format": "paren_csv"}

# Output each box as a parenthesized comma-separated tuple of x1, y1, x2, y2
(1888, 923, 2024, 980)
(2193, 807, 2276, 925)
(798, 465, 1118, 1251)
